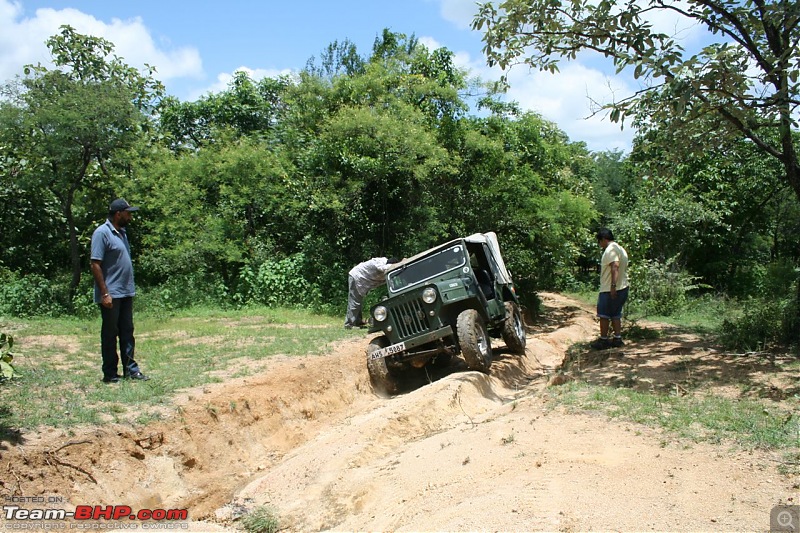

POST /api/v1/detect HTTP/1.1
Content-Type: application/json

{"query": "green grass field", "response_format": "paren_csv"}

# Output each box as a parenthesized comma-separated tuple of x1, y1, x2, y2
(0, 306, 354, 431)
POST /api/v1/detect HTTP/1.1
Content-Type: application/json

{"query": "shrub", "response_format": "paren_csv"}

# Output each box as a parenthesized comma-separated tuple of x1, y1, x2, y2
(237, 253, 322, 309)
(719, 293, 799, 351)
(135, 273, 231, 316)
(240, 506, 280, 533)
(763, 260, 800, 298)
(0, 272, 68, 317)
(0, 332, 21, 382)
(628, 256, 704, 317)
(72, 275, 100, 319)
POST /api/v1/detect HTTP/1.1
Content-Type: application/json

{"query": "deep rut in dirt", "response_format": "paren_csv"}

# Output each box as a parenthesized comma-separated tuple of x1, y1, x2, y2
(0, 294, 578, 529)
(1, 293, 796, 532)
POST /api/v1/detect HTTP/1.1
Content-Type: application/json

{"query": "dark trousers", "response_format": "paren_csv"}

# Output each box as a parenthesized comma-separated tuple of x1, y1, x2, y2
(344, 275, 365, 327)
(99, 297, 140, 379)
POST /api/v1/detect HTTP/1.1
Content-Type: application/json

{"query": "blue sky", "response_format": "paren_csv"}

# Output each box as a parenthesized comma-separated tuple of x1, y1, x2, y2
(0, 0, 646, 152)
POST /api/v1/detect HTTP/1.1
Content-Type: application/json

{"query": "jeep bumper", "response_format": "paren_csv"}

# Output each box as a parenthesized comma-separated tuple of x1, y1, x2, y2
(369, 325, 454, 360)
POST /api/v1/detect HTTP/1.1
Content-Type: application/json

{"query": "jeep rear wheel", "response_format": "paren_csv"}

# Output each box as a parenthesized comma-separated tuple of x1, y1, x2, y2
(366, 336, 403, 396)
(457, 309, 492, 373)
(501, 302, 526, 354)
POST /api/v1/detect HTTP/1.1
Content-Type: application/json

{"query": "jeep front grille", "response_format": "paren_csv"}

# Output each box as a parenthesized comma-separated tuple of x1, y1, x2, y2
(391, 299, 430, 338)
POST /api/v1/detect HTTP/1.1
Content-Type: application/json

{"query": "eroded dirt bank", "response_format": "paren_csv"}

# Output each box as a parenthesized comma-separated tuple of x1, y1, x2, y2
(1, 293, 797, 531)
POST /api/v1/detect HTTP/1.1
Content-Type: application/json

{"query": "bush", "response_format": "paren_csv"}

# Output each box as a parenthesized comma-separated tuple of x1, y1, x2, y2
(135, 273, 231, 316)
(0, 332, 21, 382)
(237, 253, 323, 309)
(719, 293, 799, 351)
(763, 260, 800, 297)
(628, 256, 704, 317)
(0, 272, 69, 318)
(72, 275, 100, 319)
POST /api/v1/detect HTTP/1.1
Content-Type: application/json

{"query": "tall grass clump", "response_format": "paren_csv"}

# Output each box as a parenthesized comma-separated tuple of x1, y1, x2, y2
(240, 505, 280, 533)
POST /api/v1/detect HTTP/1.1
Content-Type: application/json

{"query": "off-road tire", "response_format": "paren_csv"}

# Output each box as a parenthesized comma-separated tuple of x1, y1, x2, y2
(457, 309, 492, 373)
(501, 302, 526, 354)
(366, 336, 403, 396)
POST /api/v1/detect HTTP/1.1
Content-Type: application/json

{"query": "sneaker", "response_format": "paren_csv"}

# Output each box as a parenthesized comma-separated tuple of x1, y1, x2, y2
(611, 337, 624, 348)
(589, 338, 612, 350)
(125, 371, 150, 381)
(102, 375, 121, 383)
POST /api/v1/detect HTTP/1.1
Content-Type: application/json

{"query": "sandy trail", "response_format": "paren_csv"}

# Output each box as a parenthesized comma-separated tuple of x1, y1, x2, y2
(0, 292, 797, 531)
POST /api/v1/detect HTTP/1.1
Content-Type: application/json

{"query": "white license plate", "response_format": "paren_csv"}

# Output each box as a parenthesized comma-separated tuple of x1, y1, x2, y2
(370, 341, 406, 360)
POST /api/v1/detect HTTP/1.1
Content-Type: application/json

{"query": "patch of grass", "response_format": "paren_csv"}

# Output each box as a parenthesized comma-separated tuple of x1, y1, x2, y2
(643, 295, 740, 335)
(0, 306, 351, 430)
(240, 505, 280, 533)
(623, 321, 663, 341)
(777, 451, 800, 476)
(548, 381, 800, 451)
(565, 291, 740, 336)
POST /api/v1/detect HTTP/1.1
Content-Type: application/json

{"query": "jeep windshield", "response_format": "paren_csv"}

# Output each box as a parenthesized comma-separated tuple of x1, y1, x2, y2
(387, 244, 466, 293)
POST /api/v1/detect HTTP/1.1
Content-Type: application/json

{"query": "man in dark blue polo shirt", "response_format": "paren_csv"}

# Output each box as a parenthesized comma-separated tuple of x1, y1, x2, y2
(90, 198, 149, 383)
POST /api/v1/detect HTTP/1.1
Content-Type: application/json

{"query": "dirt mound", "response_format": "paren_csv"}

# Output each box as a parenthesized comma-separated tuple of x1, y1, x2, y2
(1, 293, 796, 531)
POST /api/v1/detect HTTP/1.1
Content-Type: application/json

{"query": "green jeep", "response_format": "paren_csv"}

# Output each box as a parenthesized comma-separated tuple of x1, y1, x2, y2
(366, 232, 527, 395)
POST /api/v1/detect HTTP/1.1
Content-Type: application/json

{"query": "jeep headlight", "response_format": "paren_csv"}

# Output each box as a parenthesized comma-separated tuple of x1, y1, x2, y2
(373, 305, 388, 322)
(422, 287, 437, 304)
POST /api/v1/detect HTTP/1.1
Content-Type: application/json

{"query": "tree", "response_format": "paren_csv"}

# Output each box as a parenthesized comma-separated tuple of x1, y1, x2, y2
(626, 117, 798, 293)
(305, 38, 366, 78)
(132, 135, 298, 293)
(0, 26, 163, 300)
(591, 149, 637, 224)
(475, 0, 800, 327)
(473, 1, 800, 203)
(159, 72, 290, 151)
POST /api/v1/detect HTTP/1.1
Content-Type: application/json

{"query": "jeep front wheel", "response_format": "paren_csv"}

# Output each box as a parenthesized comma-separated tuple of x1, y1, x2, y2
(457, 309, 492, 373)
(366, 336, 403, 396)
(501, 302, 526, 354)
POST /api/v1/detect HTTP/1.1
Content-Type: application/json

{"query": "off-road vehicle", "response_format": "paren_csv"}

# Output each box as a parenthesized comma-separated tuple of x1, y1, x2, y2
(366, 232, 526, 395)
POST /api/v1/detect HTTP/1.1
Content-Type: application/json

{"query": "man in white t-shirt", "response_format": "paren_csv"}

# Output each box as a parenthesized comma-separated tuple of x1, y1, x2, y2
(591, 228, 629, 350)
(344, 256, 400, 329)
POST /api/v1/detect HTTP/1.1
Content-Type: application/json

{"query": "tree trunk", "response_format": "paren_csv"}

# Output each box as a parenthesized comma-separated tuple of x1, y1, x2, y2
(65, 191, 81, 306)
(64, 158, 90, 307)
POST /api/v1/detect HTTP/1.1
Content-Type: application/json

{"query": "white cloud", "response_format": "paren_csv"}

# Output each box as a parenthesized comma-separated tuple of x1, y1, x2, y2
(0, 0, 202, 84)
(504, 63, 636, 152)
(437, 0, 480, 30)
(421, 32, 635, 152)
(188, 66, 296, 101)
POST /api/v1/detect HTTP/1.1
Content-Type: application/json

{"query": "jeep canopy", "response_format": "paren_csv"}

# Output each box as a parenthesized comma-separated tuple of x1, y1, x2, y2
(387, 231, 513, 285)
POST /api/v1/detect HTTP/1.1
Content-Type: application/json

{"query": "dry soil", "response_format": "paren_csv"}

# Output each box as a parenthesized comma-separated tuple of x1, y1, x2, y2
(1, 292, 798, 531)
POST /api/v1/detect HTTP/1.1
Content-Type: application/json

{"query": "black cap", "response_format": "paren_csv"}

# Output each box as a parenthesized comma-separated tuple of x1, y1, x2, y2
(109, 198, 139, 213)
(596, 228, 614, 241)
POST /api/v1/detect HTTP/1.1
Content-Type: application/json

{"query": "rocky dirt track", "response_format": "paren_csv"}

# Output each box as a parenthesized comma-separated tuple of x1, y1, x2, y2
(0, 292, 797, 531)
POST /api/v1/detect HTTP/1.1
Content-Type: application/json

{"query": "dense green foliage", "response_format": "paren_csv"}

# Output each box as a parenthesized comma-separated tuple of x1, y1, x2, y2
(1, 22, 799, 349)
(0, 26, 163, 302)
(474, 0, 800, 347)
